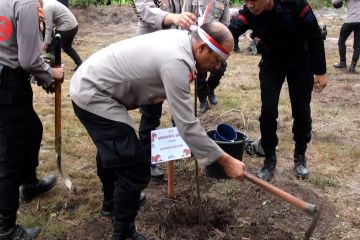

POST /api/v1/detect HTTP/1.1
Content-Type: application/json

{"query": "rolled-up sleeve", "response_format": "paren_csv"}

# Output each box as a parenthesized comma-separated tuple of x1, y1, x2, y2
(135, 0, 170, 30)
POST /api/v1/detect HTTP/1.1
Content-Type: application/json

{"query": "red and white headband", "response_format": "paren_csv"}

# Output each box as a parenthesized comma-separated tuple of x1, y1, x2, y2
(190, 0, 230, 60)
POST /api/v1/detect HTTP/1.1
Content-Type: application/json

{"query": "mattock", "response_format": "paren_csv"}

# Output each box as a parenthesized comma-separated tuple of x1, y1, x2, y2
(243, 172, 321, 240)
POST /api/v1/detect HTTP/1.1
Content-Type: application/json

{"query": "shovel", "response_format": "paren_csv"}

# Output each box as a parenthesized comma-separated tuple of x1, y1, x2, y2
(243, 171, 320, 240)
(54, 34, 75, 193)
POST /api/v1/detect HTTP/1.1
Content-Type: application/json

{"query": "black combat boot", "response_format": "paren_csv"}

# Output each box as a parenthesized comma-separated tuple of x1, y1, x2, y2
(101, 192, 147, 218)
(198, 99, 210, 114)
(294, 155, 309, 179)
(0, 212, 41, 240)
(112, 221, 147, 240)
(150, 164, 164, 180)
(234, 44, 240, 53)
(20, 175, 57, 202)
(294, 143, 309, 179)
(334, 61, 347, 68)
(257, 155, 276, 181)
(100, 186, 115, 217)
(348, 61, 357, 73)
(207, 90, 218, 105)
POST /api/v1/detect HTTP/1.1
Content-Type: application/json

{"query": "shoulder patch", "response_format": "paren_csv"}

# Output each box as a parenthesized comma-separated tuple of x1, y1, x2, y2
(0, 16, 13, 42)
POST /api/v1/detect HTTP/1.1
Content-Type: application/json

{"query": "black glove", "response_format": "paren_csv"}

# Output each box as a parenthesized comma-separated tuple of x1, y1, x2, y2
(42, 80, 56, 94)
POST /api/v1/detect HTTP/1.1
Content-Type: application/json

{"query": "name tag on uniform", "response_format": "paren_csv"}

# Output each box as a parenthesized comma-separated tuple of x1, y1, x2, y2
(215, 1, 225, 10)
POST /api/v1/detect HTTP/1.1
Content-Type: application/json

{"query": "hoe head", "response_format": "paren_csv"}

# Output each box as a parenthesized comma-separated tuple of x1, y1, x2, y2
(304, 205, 321, 240)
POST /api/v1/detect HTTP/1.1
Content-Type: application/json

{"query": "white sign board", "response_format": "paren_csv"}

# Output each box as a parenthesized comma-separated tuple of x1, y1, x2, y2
(151, 127, 191, 164)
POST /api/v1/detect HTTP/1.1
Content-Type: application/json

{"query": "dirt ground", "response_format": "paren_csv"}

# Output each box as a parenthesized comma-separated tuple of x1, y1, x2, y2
(39, 5, 359, 240)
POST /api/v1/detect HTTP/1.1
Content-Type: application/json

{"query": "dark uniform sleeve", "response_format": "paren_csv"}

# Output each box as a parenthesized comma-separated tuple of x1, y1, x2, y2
(298, 0, 326, 75)
(228, 7, 250, 43)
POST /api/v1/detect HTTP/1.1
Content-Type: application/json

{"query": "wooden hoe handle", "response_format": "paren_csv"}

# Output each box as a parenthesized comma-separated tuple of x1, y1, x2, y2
(244, 171, 317, 216)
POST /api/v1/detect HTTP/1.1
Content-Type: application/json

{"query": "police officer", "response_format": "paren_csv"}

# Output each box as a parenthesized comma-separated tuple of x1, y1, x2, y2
(0, 0, 64, 239)
(135, 0, 197, 181)
(229, 0, 327, 181)
(193, 0, 230, 114)
(70, 22, 246, 240)
(43, 0, 82, 71)
(332, 0, 360, 73)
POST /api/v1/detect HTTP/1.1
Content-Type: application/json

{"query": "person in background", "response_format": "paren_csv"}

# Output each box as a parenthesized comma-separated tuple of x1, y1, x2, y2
(194, 0, 230, 115)
(135, 0, 197, 180)
(57, 0, 68, 7)
(70, 22, 246, 240)
(0, 0, 64, 239)
(229, 0, 327, 181)
(43, 0, 82, 71)
(230, 7, 241, 52)
(332, 0, 360, 73)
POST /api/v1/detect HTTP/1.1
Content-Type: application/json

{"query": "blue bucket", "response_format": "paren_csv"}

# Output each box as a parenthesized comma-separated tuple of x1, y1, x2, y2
(214, 123, 237, 142)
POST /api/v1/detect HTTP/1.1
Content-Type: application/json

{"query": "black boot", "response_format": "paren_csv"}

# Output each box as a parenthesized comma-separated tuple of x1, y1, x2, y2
(234, 44, 240, 53)
(207, 90, 218, 105)
(294, 143, 309, 179)
(294, 154, 309, 179)
(257, 155, 276, 181)
(112, 221, 146, 240)
(198, 99, 210, 114)
(20, 175, 57, 202)
(348, 61, 357, 73)
(101, 192, 147, 217)
(150, 165, 164, 180)
(0, 212, 41, 240)
(334, 61, 347, 68)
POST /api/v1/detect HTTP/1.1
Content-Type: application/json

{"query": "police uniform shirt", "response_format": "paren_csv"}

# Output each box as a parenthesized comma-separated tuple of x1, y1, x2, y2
(69, 29, 225, 166)
(135, 0, 185, 35)
(229, 0, 326, 75)
(0, 0, 53, 84)
(345, 0, 360, 23)
(191, 0, 230, 26)
(43, 0, 78, 44)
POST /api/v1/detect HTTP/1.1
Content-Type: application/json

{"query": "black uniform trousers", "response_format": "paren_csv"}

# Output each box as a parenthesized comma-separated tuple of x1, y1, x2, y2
(138, 102, 163, 166)
(197, 61, 227, 101)
(338, 22, 360, 64)
(258, 61, 313, 157)
(72, 102, 150, 223)
(0, 67, 42, 213)
(48, 26, 82, 68)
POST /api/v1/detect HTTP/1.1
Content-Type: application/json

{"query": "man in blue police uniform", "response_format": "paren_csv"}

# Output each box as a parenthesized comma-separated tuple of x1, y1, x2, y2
(229, 0, 327, 181)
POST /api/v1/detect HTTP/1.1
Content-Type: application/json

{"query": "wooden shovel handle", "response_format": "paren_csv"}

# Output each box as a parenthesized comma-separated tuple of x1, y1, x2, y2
(244, 171, 316, 215)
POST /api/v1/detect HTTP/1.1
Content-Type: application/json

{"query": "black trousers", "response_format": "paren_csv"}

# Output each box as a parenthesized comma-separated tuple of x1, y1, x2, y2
(258, 62, 313, 156)
(0, 67, 41, 212)
(55, 26, 82, 67)
(197, 61, 227, 101)
(72, 102, 150, 222)
(138, 102, 163, 165)
(338, 22, 360, 64)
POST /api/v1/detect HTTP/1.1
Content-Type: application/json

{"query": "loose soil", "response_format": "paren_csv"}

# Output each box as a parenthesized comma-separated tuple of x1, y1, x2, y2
(42, 5, 359, 240)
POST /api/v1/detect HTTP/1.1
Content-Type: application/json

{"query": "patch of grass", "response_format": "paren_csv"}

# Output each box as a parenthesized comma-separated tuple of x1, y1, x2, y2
(310, 173, 341, 190)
